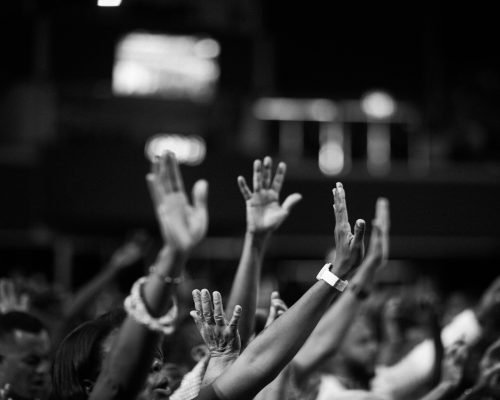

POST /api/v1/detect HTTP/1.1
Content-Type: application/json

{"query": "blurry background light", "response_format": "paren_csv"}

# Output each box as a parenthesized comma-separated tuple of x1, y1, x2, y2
(318, 123, 346, 175)
(253, 98, 337, 121)
(361, 90, 396, 120)
(145, 134, 206, 165)
(113, 33, 220, 101)
(319, 142, 344, 175)
(194, 38, 221, 59)
(98, 0, 122, 6)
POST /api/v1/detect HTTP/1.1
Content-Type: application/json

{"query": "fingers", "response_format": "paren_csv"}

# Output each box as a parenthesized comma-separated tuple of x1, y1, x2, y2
(376, 197, 390, 230)
(369, 219, 383, 246)
(165, 152, 185, 193)
(189, 310, 204, 331)
(212, 291, 225, 327)
(227, 305, 242, 334)
(352, 219, 366, 249)
(201, 289, 215, 325)
(154, 151, 185, 194)
(262, 156, 273, 189)
(192, 179, 209, 211)
(333, 182, 350, 228)
(192, 289, 203, 317)
(237, 176, 252, 200)
(253, 159, 263, 191)
(281, 193, 302, 213)
(271, 162, 287, 193)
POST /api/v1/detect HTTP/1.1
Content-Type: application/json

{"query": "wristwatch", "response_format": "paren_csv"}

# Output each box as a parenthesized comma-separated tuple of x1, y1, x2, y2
(316, 263, 348, 292)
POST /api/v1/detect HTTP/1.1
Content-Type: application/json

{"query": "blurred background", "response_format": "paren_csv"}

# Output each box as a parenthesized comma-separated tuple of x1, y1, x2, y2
(0, 0, 499, 304)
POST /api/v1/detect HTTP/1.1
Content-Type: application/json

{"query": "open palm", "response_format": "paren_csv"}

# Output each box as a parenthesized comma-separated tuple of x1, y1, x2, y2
(147, 152, 208, 252)
(238, 156, 301, 235)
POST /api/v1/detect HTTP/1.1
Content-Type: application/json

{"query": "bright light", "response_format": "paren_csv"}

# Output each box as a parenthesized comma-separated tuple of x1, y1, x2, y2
(194, 39, 220, 59)
(145, 134, 206, 166)
(98, 0, 121, 6)
(318, 123, 345, 175)
(361, 90, 396, 120)
(319, 142, 344, 175)
(113, 33, 220, 101)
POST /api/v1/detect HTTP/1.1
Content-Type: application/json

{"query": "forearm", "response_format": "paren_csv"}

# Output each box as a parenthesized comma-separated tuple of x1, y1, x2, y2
(419, 381, 458, 400)
(293, 258, 377, 378)
(203, 355, 238, 386)
(293, 290, 360, 376)
(215, 279, 340, 400)
(226, 231, 269, 346)
(90, 246, 187, 400)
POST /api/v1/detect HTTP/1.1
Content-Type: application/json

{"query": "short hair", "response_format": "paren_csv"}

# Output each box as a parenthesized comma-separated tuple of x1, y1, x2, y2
(0, 311, 47, 341)
(51, 308, 126, 400)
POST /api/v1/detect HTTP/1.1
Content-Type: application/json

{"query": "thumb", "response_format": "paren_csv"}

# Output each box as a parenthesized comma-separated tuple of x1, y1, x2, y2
(281, 193, 302, 213)
(352, 219, 366, 248)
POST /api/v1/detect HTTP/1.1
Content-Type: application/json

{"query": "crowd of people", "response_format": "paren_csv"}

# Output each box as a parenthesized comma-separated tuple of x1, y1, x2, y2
(1, 152, 500, 400)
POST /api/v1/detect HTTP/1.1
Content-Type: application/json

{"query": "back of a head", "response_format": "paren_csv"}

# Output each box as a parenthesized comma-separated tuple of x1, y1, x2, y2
(0, 310, 47, 339)
(51, 308, 126, 400)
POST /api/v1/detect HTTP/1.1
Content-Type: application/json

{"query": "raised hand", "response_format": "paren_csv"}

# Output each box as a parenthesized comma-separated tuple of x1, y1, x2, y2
(264, 291, 288, 329)
(237, 156, 302, 235)
(0, 279, 29, 313)
(146, 151, 208, 252)
(190, 289, 241, 359)
(330, 182, 366, 276)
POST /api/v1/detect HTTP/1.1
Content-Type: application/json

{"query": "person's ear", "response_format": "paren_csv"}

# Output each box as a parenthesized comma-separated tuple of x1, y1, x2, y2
(82, 379, 94, 396)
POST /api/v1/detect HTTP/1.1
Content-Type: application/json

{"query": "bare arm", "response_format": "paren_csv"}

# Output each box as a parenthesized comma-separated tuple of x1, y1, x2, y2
(211, 182, 365, 400)
(226, 156, 301, 347)
(90, 152, 208, 400)
(293, 195, 389, 379)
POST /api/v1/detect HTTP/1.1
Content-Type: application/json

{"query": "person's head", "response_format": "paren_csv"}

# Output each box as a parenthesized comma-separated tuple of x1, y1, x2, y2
(0, 311, 51, 400)
(332, 313, 380, 385)
(51, 308, 181, 400)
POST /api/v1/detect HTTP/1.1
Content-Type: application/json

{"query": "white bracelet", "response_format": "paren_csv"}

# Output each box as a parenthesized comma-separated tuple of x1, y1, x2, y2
(124, 277, 178, 335)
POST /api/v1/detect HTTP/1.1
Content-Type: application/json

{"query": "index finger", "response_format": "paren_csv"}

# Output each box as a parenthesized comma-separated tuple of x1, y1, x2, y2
(192, 289, 203, 317)
(165, 152, 185, 193)
(333, 182, 350, 227)
(213, 291, 225, 327)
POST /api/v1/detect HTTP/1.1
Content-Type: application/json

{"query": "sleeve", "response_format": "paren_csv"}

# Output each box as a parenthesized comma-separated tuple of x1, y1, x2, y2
(370, 308, 482, 400)
(194, 384, 225, 400)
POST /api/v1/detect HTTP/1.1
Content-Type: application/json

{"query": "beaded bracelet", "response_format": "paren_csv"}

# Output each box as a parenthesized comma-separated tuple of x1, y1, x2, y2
(124, 276, 178, 335)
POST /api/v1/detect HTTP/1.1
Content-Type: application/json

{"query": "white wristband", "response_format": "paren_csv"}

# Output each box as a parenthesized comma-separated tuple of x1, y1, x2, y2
(316, 263, 348, 292)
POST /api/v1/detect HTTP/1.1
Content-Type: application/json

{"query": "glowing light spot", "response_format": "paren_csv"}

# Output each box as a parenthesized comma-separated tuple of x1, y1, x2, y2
(194, 39, 221, 59)
(145, 134, 206, 166)
(319, 142, 344, 175)
(98, 0, 121, 6)
(361, 90, 396, 120)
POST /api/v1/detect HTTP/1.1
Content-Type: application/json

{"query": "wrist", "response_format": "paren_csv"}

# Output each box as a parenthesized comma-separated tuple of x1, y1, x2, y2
(316, 263, 349, 292)
(154, 246, 187, 277)
(245, 230, 271, 247)
(329, 258, 352, 280)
